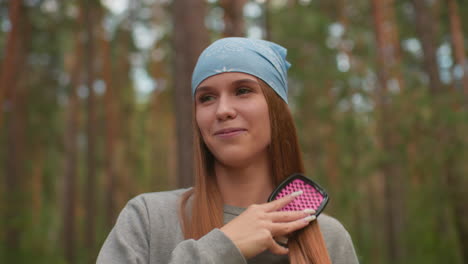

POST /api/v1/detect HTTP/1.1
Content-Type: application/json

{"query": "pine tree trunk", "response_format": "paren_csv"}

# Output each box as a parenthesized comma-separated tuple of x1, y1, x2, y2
(1, 1, 27, 262)
(149, 3, 173, 189)
(83, 0, 97, 261)
(63, 68, 80, 264)
(447, 0, 468, 96)
(97, 6, 119, 229)
(220, 0, 247, 37)
(63, 6, 85, 263)
(447, 4, 468, 260)
(371, 0, 406, 263)
(411, 0, 442, 94)
(0, 0, 23, 128)
(172, 0, 210, 187)
(113, 27, 133, 208)
(371, 0, 404, 92)
(4, 64, 27, 264)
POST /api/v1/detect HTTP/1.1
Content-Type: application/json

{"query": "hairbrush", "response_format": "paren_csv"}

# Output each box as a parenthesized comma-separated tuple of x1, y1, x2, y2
(268, 173, 329, 216)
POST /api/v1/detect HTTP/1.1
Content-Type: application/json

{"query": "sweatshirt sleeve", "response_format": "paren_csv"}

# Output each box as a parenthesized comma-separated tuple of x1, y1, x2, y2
(96, 196, 247, 264)
(96, 197, 150, 264)
(319, 215, 360, 264)
(169, 228, 247, 264)
(332, 228, 359, 264)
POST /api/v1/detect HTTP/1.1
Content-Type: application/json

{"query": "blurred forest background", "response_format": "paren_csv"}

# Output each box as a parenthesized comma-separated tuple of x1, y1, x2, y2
(0, 0, 467, 263)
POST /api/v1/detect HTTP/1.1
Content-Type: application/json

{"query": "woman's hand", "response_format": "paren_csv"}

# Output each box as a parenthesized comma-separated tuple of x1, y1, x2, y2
(220, 191, 316, 259)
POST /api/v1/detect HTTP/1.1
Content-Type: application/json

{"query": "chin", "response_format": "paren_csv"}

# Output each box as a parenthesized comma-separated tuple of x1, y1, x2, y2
(205, 137, 270, 167)
(211, 147, 268, 169)
(216, 156, 252, 168)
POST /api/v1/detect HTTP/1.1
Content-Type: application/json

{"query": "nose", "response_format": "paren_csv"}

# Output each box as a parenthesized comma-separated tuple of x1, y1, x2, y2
(215, 95, 237, 121)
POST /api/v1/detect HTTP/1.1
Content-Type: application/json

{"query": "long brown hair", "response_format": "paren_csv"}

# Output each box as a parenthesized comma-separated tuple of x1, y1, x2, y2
(180, 78, 332, 264)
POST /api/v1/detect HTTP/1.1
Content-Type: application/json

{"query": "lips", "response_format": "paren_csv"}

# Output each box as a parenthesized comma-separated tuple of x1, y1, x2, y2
(214, 127, 247, 136)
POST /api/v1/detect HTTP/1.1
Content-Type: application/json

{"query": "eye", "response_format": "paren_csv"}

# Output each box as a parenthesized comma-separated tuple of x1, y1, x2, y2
(198, 94, 215, 103)
(236, 87, 252, 95)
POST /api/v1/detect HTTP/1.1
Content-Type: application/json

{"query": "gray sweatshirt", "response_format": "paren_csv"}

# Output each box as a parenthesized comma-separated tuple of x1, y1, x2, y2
(97, 189, 359, 264)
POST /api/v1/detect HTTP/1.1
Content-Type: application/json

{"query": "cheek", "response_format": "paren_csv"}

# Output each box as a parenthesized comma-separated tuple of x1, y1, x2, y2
(247, 101, 271, 142)
(195, 109, 209, 134)
(196, 109, 217, 150)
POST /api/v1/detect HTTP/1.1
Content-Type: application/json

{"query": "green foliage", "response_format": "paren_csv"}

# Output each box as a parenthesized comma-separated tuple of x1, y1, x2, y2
(271, 1, 468, 263)
(0, 0, 467, 263)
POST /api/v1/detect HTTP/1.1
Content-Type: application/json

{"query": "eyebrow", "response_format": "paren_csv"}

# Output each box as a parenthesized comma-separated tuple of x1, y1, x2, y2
(196, 78, 259, 95)
(232, 78, 259, 86)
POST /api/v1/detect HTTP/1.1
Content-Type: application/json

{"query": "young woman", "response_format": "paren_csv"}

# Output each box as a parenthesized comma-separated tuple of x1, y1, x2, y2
(97, 37, 359, 264)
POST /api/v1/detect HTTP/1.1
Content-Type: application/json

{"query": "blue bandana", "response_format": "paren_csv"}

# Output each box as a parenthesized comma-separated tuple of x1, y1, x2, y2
(191, 37, 291, 103)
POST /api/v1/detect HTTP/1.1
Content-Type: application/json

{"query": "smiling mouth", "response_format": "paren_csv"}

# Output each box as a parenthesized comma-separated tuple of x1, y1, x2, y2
(214, 128, 247, 137)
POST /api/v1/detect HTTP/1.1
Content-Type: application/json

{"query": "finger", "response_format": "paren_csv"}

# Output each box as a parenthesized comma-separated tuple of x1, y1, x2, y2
(270, 215, 316, 236)
(263, 190, 303, 212)
(269, 209, 315, 223)
(274, 235, 289, 246)
(268, 237, 289, 255)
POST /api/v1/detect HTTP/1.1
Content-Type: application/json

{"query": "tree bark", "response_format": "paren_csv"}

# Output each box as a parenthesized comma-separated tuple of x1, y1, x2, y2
(1, 1, 27, 262)
(447, 0, 468, 96)
(63, 66, 80, 264)
(0, 0, 23, 129)
(447, 4, 468, 261)
(63, 5, 85, 263)
(371, 0, 404, 94)
(172, 0, 210, 188)
(371, 0, 406, 263)
(83, 0, 97, 260)
(149, 2, 173, 189)
(112, 26, 133, 208)
(411, 0, 442, 94)
(96, 5, 119, 229)
(220, 0, 247, 37)
(4, 61, 27, 264)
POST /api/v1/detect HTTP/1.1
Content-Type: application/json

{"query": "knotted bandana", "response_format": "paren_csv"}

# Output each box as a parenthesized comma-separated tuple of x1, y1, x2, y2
(191, 37, 291, 103)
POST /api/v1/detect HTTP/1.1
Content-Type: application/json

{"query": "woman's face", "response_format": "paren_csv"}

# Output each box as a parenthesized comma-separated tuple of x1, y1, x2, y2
(195, 72, 271, 168)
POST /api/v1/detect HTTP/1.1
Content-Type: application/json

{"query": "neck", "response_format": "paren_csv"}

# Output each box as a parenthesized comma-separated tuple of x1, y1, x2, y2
(215, 154, 274, 208)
